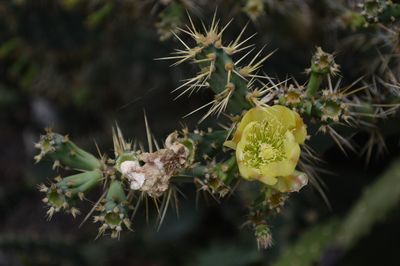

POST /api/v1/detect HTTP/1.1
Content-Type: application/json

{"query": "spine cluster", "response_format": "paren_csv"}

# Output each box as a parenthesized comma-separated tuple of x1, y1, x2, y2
(34, 11, 400, 248)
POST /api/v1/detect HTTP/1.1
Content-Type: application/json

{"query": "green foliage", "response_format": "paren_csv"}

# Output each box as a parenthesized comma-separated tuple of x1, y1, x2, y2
(272, 220, 340, 266)
(273, 157, 400, 266)
(190, 243, 261, 266)
(2, 0, 400, 264)
(361, 0, 400, 25)
(86, 3, 113, 28)
(335, 157, 400, 249)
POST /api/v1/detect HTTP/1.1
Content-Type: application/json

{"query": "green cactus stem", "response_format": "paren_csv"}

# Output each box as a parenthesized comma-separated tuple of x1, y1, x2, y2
(245, 187, 281, 249)
(362, 0, 400, 24)
(199, 156, 238, 198)
(306, 47, 339, 98)
(39, 170, 103, 219)
(210, 156, 237, 184)
(306, 72, 323, 98)
(188, 129, 227, 162)
(34, 129, 101, 171)
(160, 13, 277, 121)
(94, 180, 131, 239)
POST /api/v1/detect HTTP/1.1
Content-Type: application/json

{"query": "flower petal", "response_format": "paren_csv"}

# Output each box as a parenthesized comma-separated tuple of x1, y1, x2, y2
(226, 105, 307, 149)
(229, 107, 269, 149)
(269, 105, 307, 144)
(293, 111, 307, 144)
(258, 131, 300, 185)
(229, 105, 306, 188)
(273, 171, 308, 193)
(236, 122, 261, 180)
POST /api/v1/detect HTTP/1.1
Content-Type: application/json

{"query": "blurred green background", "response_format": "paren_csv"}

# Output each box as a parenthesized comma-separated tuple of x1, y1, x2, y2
(1, 0, 400, 265)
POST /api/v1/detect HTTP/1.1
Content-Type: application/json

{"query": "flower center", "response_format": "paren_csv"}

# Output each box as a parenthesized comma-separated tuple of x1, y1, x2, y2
(242, 119, 286, 168)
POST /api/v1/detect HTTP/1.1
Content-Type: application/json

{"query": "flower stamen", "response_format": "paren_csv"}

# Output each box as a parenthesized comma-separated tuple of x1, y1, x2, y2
(242, 119, 286, 168)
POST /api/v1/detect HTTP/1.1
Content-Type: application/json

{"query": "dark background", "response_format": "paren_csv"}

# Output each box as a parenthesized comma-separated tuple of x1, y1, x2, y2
(1, 1, 400, 265)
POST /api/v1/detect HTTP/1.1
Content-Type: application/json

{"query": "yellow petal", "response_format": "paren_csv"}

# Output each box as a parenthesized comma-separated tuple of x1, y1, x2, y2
(229, 107, 268, 149)
(223, 140, 237, 150)
(268, 105, 297, 130)
(258, 131, 300, 184)
(236, 122, 260, 180)
(225, 105, 307, 150)
(273, 171, 308, 193)
(236, 140, 277, 185)
(269, 105, 307, 144)
(258, 175, 278, 186)
(293, 111, 307, 144)
(228, 105, 306, 188)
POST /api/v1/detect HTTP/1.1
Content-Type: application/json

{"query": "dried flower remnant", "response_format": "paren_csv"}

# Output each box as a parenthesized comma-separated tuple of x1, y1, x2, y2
(120, 132, 190, 198)
(120, 160, 145, 190)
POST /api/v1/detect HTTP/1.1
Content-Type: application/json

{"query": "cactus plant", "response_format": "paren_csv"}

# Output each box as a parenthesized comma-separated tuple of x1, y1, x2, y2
(33, 9, 400, 250)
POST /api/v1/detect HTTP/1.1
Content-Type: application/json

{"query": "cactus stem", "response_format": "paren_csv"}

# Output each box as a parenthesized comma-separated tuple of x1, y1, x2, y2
(306, 72, 323, 97)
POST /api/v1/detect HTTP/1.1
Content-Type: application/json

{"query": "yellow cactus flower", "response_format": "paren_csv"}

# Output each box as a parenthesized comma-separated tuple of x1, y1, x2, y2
(224, 105, 307, 188)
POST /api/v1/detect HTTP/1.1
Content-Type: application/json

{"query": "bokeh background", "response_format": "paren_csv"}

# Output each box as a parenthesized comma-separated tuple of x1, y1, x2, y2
(1, 0, 400, 265)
